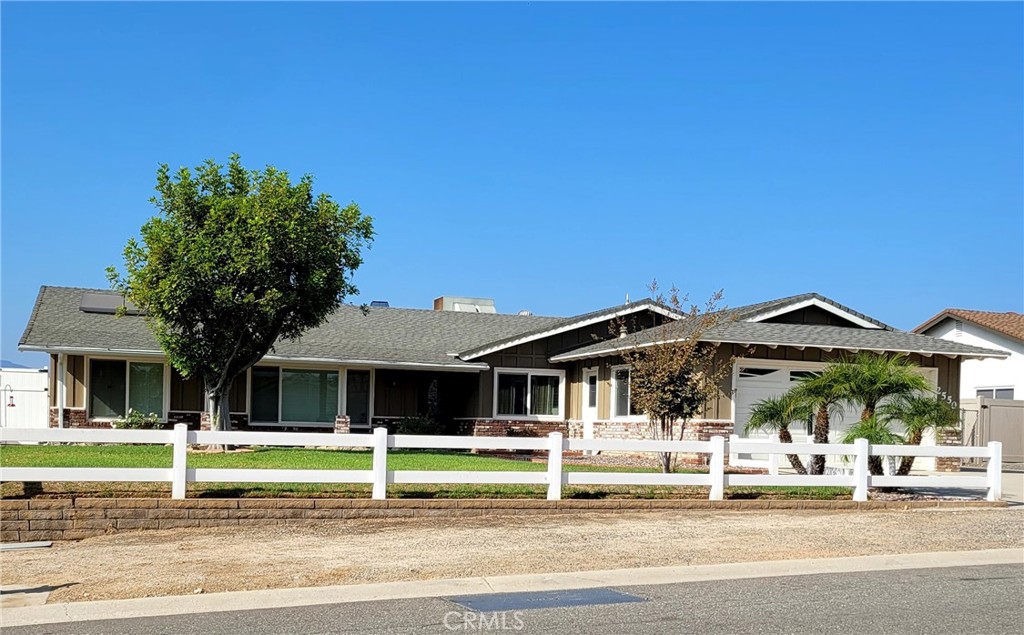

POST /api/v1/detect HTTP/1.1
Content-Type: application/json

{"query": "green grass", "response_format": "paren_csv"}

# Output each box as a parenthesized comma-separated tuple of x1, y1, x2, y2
(0, 444, 852, 500)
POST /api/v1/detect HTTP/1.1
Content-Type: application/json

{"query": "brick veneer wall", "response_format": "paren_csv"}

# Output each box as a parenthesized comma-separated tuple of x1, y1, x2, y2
(0, 497, 1004, 542)
(464, 420, 570, 438)
(334, 415, 351, 434)
(935, 427, 962, 472)
(47, 408, 89, 428)
(588, 419, 734, 466)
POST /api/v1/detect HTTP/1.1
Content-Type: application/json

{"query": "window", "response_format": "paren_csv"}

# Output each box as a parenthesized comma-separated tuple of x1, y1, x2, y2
(494, 370, 563, 419)
(89, 359, 165, 419)
(587, 374, 598, 409)
(282, 369, 339, 423)
(251, 366, 343, 424)
(346, 370, 371, 426)
(611, 367, 640, 418)
(977, 388, 1014, 400)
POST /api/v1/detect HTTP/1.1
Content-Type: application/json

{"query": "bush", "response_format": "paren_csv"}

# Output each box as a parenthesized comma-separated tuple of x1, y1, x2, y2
(396, 416, 443, 435)
(113, 409, 164, 430)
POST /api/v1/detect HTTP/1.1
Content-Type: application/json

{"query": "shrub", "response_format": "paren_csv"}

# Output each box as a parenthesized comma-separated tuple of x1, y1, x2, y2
(396, 416, 443, 435)
(113, 409, 164, 430)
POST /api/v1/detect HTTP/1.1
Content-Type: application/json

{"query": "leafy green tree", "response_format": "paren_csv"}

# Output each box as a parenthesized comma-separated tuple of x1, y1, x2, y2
(744, 394, 813, 474)
(109, 155, 374, 431)
(879, 396, 960, 475)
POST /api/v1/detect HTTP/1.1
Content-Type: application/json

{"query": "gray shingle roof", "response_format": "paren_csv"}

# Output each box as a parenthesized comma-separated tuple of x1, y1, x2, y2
(458, 297, 676, 359)
(724, 292, 894, 330)
(549, 319, 1008, 361)
(19, 286, 564, 369)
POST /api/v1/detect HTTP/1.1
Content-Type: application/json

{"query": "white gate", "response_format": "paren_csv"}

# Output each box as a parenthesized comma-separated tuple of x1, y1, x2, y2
(0, 367, 49, 429)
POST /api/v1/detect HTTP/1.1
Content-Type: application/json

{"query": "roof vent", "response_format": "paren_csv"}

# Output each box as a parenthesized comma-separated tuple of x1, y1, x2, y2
(433, 296, 497, 313)
(370, 300, 390, 308)
(954, 319, 963, 338)
(79, 292, 144, 315)
(517, 310, 533, 316)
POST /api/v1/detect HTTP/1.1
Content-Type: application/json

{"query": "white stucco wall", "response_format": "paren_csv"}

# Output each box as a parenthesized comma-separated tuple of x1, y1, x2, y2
(923, 318, 1024, 402)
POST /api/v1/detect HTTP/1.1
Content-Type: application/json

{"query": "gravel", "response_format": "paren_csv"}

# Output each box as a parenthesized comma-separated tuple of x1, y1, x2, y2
(2, 508, 1021, 604)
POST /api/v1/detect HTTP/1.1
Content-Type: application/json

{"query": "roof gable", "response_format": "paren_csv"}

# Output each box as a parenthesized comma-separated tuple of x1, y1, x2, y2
(457, 299, 680, 360)
(914, 309, 1024, 342)
(730, 293, 892, 330)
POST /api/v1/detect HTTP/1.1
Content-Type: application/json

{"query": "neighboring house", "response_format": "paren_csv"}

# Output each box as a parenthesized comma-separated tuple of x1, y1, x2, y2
(20, 287, 1007, 448)
(914, 309, 1024, 403)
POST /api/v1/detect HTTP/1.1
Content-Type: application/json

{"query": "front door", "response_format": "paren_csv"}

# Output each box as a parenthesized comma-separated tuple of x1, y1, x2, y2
(582, 368, 598, 444)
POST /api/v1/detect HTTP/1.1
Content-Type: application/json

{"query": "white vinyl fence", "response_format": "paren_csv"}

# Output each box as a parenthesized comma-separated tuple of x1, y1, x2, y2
(0, 426, 1003, 502)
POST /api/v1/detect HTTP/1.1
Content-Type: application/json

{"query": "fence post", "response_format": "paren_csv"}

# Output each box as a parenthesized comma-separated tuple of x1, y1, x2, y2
(728, 434, 738, 466)
(853, 438, 868, 502)
(987, 441, 1002, 502)
(768, 434, 780, 476)
(172, 423, 188, 500)
(372, 426, 389, 500)
(709, 435, 725, 501)
(547, 432, 563, 501)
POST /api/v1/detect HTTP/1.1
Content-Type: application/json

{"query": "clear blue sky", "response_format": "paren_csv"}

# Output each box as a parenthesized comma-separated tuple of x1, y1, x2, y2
(2, 2, 1022, 366)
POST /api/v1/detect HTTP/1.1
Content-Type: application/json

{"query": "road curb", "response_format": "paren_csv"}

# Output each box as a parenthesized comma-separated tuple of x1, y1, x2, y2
(3, 548, 1021, 627)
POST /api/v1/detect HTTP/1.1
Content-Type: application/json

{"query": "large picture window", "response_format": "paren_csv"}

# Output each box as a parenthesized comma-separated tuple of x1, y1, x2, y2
(89, 359, 165, 419)
(251, 366, 342, 424)
(494, 369, 564, 419)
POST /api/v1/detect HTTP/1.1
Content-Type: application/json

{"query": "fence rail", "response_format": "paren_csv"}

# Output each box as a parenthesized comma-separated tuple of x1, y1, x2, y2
(0, 425, 1003, 502)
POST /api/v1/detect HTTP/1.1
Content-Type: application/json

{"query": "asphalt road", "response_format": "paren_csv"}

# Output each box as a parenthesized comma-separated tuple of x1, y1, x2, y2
(6, 563, 1022, 635)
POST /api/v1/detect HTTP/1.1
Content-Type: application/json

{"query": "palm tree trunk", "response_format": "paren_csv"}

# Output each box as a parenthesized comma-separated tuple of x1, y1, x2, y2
(810, 406, 829, 475)
(778, 427, 807, 475)
(868, 455, 884, 476)
(897, 429, 923, 476)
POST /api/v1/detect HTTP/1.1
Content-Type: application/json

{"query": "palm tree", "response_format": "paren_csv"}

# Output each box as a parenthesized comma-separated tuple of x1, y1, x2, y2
(840, 416, 904, 476)
(790, 367, 846, 475)
(744, 394, 813, 475)
(828, 352, 931, 421)
(880, 396, 960, 475)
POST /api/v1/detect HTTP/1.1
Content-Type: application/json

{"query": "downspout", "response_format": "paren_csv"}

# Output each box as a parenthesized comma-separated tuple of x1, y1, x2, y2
(57, 353, 66, 429)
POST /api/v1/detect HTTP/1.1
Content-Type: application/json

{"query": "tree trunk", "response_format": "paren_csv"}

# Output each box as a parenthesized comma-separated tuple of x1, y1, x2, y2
(657, 416, 674, 473)
(777, 427, 807, 475)
(809, 406, 830, 475)
(897, 429, 923, 476)
(868, 455, 885, 476)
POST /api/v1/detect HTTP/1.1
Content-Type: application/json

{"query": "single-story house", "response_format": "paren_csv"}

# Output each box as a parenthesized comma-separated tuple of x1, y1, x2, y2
(913, 309, 1024, 402)
(20, 287, 1007, 449)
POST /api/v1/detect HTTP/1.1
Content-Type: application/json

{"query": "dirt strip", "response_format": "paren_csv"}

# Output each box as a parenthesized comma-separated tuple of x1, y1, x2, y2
(1, 507, 1021, 604)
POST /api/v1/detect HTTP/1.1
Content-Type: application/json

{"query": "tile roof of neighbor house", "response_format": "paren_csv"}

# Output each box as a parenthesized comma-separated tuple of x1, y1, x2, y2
(913, 309, 1024, 343)
(18, 286, 564, 369)
(549, 318, 1009, 362)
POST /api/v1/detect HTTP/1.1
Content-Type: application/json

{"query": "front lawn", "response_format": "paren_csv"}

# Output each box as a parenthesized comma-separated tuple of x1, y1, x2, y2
(0, 444, 852, 500)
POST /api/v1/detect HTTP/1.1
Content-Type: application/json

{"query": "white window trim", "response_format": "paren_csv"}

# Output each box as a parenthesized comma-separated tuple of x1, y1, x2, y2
(609, 364, 645, 422)
(85, 355, 171, 422)
(492, 367, 566, 421)
(975, 386, 1015, 398)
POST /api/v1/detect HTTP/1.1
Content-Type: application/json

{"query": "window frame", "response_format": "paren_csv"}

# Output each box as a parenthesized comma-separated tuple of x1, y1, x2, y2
(248, 364, 350, 428)
(492, 367, 566, 421)
(976, 386, 1015, 400)
(85, 355, 170, 422)
(609, 364, 644, 421)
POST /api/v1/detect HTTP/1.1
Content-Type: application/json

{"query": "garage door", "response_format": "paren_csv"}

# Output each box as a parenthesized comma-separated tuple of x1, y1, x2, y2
(734, 366, 814, 441)
(734, 363, 939, 442)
